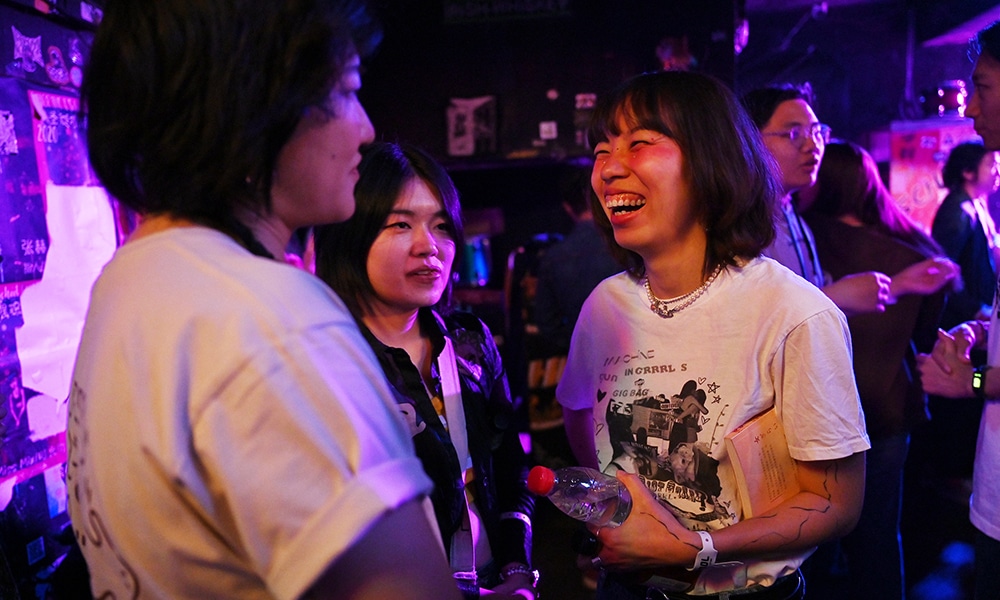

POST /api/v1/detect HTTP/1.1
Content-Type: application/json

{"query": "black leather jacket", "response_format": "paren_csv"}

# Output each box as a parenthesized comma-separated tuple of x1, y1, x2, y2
(359, 308, 534, 584)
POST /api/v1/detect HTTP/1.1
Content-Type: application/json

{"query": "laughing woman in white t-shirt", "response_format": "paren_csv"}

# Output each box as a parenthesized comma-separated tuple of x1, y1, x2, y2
(557, 70, 870, 600)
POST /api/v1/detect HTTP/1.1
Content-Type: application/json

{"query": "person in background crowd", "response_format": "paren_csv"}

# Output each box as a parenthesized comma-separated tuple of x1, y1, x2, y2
(919, 18, 1000, 600)
(534, 165, 622, 354)
(558, 70, 869, 600)
(925, 140, 1000, 516)
(933, 141, 1000, 330)
(741, 83, 893, 316)
(314, 141, 536, 600)
(532, 163, 623, 590)
(66, 2, 460, 599)
(802, 141, 959, 600)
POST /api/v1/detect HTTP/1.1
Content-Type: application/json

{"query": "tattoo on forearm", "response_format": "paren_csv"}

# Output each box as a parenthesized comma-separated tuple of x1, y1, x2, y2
(639, 511, 698, 551)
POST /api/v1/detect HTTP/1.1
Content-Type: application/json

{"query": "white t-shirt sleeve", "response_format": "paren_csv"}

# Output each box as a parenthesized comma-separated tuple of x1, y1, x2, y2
(772, 307, 870, 461)
(192, 325, 432, 600)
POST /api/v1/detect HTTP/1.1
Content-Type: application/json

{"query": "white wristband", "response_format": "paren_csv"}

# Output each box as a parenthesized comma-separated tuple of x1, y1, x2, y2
(500, 511, 532, 529)
(689, 530, 718, 571)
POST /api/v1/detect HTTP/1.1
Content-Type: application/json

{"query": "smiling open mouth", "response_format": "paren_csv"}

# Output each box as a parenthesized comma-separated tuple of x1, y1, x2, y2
(606, 195, 646, 215)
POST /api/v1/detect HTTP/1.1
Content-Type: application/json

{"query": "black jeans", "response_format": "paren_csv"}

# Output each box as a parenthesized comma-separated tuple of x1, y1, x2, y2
(598, 569, 805, 600)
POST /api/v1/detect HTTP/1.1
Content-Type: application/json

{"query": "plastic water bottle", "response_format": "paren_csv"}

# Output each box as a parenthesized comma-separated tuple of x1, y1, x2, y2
(527, 465, 632, 527)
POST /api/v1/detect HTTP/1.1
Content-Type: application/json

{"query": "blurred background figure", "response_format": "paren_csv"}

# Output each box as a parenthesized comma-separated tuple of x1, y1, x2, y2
(534, 165, 622, 355)
(532, 163, 622, 591)
(530, 165, 622, 432)
(742, 83, 893, 316)
(933, 141, 999, 330)
(801, 140, 959, 600)
(314, 141, 536, 600)
(927, 141, 1000, 508)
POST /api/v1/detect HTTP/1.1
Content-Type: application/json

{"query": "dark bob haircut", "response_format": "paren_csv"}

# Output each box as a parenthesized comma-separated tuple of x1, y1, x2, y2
(587, 70, 779, 278)
(942, 141, 990, 191)
(83, 0, 381, 237)
(314, 141, 465, 317)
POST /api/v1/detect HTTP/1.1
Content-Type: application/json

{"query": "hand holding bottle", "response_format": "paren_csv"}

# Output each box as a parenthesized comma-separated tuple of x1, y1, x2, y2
(527, 465, 632, 527)
(583, 471, 701, 574)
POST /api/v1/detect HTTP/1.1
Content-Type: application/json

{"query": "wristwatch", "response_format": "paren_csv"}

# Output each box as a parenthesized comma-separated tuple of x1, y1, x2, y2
(973, 365, 991, 400)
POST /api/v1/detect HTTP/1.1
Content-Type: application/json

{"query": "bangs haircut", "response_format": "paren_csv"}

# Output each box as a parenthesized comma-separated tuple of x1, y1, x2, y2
(588, 80, 678, 143)
(314, 141, 464, 317)
(587, 71, 779, 279)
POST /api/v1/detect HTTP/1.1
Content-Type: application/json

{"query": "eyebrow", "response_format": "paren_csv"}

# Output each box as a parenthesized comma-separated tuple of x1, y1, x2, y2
(388, 208, 450, 219)
(770, 119, 817, 129)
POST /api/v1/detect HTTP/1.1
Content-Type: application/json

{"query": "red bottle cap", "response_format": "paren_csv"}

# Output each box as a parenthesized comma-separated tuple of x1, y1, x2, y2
(527, 465, 556, 495)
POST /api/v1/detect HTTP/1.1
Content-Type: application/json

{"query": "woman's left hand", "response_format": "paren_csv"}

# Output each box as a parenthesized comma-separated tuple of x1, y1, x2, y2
(584, 471, 700, 572)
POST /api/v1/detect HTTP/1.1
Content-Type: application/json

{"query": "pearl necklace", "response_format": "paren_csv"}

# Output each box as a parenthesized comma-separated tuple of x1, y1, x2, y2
(643, 265, 723, 318)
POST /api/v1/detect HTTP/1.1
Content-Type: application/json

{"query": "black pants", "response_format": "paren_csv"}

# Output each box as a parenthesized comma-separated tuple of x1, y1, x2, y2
(599, 569, 805, 600)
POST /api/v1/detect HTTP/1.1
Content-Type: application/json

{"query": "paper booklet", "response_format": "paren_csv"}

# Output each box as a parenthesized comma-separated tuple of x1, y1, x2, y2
(724, 407, 800, 518)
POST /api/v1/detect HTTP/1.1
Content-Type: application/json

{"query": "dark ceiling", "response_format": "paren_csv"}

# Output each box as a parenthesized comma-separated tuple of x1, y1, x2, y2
(747, 0, 887, 9)
(746, 0, 1000, 45)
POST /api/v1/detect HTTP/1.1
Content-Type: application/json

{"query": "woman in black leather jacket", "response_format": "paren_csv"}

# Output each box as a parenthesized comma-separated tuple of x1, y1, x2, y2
(314, 141, 535, 600)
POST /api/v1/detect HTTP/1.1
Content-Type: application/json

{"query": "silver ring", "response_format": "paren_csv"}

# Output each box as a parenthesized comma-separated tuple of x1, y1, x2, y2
(591, 556, 603, 568)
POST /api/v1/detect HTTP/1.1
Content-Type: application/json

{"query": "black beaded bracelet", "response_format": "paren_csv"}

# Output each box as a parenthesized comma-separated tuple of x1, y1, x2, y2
(500, 564, 539, 588)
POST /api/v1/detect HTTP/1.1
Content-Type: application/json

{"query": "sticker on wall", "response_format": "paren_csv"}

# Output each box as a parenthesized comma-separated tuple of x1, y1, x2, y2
(43, 464, 66, 518)
(29, 90, 93, 186)
(447, 95, 497, 157)
(11, 26, 42, 74)
(44, 46, 69, 87)
(0, 79, 49, 285)
(0, 110, 17, 157)
(68, 37, 83, 88)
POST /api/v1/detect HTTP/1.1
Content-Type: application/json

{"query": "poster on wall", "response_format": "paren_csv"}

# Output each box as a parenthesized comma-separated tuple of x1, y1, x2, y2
(0, 77, 114, 596)
(0, 4, 109, 596)
(888, 116, 979, 232)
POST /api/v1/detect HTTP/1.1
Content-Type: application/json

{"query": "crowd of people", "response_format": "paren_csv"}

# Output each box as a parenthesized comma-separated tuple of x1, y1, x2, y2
(62, 1, 1000, 599)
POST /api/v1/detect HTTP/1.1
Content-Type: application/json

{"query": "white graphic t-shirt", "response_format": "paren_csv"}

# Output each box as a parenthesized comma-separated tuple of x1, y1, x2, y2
(558, 257, 869, 593)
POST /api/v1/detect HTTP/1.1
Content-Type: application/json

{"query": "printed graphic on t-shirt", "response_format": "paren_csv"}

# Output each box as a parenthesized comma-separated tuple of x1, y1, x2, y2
(597, 373, 738, 528)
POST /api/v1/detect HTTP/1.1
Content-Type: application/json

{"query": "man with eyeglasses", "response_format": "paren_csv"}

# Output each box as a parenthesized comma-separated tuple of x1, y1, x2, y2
(742, 83, 892, 317)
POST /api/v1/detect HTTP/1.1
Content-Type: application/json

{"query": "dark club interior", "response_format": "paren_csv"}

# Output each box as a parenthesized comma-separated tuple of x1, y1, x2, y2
(0, 0, 996, 598)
